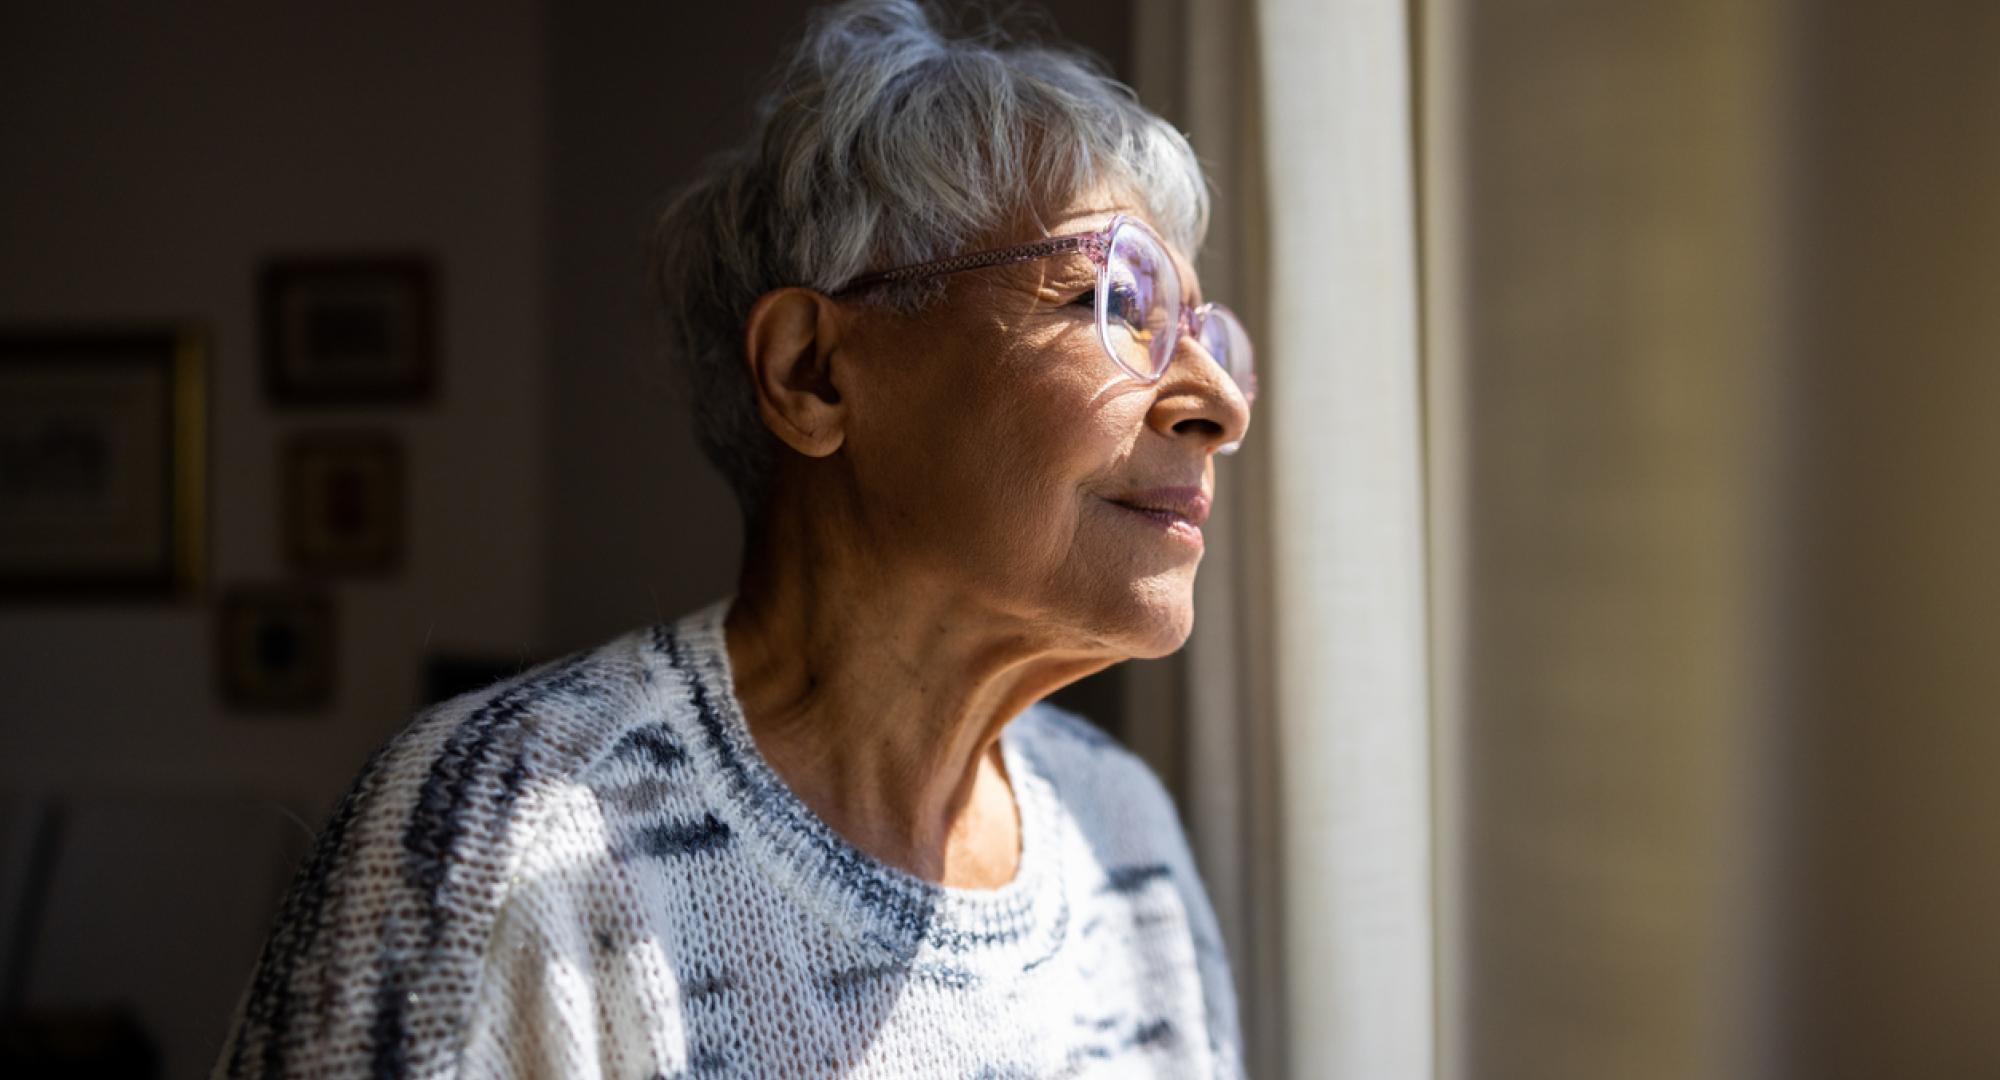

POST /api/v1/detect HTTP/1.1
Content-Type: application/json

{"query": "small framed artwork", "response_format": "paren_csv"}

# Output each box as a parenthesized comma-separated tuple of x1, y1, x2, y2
(0, 327, 208, 602)
(218, 583, 336, 711)
(283, 429, 404, 576)
(261, 256, 436, 406)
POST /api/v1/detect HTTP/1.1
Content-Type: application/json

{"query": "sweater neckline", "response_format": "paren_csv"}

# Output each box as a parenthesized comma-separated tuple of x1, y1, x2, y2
(650, 596, 1070, 976)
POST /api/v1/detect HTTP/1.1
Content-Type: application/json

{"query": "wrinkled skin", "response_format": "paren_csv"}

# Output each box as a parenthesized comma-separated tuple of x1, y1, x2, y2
(722, 185, 1252, 888)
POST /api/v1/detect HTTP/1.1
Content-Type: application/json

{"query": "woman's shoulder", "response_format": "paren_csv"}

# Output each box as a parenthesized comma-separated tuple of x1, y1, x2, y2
(374, 623, 671, 830)
(214, 622, 674, 1078)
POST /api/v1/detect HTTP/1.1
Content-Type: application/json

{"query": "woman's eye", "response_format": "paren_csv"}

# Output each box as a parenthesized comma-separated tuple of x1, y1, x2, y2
(1106, 284, 1146, 328)
(1068, 289, 1097, 309)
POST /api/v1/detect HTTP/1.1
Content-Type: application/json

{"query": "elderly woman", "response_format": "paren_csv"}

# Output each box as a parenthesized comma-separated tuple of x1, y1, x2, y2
(214, 1, 1253, 1076)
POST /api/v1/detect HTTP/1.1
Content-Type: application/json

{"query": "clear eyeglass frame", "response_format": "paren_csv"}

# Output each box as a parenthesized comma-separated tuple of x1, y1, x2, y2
(835, 213, 1257, 453)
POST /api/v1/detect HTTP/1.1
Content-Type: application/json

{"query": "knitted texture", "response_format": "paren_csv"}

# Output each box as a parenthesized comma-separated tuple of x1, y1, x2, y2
(213, 597, 1244, 1078)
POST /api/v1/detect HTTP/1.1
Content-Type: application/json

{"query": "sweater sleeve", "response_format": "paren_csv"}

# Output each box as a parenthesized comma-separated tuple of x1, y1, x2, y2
(457, 875, 607, 1078)
(209, 647, 647, 1079)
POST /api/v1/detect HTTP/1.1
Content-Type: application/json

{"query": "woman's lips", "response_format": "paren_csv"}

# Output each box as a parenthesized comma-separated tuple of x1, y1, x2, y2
(1107, 486, 1209, 548)
(1111, 485, 1210, 523)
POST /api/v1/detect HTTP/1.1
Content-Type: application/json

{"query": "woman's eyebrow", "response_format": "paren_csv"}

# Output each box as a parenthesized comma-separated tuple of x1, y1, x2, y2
(1034, 260, 1097, 290)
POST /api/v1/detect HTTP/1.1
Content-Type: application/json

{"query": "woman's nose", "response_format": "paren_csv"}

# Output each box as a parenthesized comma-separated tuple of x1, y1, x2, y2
(1147, 330, 1253, 452)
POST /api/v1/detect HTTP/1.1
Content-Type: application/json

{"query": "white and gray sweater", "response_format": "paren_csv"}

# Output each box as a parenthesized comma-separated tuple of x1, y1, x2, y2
(213, 597, 1244, 1078)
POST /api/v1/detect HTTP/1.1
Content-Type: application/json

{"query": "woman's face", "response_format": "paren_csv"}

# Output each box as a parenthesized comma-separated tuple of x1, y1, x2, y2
(834, 188, 1253, 660)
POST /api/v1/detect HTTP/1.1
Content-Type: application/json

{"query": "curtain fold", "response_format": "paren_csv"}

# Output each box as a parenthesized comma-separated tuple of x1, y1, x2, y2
(1141, 2, 1437, 1077)
(1132, 2, 1288, 1073)
(1253, 1, 1436, 1076)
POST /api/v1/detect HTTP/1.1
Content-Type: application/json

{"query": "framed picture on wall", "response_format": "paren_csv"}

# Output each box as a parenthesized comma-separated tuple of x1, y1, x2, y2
(283, 429, 404, 576)
(260, 256, 436, 405)
(218, 583, 335, 711)
(0, 327, 208, 602)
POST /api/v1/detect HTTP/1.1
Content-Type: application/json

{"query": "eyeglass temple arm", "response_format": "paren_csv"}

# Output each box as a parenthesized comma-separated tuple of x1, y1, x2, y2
(833, 233, 1109, 296)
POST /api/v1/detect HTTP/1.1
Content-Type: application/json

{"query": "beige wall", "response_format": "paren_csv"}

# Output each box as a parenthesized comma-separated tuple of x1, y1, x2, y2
(1432, 1, 2000, 1077)
(1784, 4, 2000, 1076)
(1437, 3, 1782, 1076)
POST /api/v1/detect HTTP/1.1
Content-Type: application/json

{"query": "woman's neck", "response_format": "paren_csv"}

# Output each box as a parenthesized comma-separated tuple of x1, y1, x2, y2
(721, 502, 1112, 888)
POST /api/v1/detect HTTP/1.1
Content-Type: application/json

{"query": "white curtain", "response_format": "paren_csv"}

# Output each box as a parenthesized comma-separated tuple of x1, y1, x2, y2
(1254, 1, 1435, 1077)
(1136, 2, 1435, 1077)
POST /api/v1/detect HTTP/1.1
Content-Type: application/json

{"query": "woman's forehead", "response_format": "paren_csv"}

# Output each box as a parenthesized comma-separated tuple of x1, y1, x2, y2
(1036, 185, 1148, 238)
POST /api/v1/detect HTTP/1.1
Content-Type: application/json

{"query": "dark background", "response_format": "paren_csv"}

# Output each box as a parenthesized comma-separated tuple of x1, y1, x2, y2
(0, 4, 1135, 1076)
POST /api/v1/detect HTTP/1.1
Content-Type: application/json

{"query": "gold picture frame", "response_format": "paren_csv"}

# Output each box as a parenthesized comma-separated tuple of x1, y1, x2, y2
(0, 327, 207, 601)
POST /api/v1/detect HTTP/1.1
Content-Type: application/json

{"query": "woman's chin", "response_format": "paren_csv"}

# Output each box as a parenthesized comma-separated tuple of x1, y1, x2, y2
(1103, 577, 1197, 659)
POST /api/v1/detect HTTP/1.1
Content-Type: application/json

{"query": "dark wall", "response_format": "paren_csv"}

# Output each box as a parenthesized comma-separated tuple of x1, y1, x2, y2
(0, 7, 546, 1076)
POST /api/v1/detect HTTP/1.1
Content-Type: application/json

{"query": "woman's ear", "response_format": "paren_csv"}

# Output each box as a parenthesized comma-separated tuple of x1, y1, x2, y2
(742, 287, 847, 458)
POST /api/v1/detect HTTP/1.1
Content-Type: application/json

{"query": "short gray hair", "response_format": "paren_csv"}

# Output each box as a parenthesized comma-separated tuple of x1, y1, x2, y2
(650, 0, 1211, 519)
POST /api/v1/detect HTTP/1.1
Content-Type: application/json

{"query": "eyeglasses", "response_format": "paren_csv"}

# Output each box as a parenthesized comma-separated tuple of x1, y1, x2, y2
(836, 214, 1257, 451)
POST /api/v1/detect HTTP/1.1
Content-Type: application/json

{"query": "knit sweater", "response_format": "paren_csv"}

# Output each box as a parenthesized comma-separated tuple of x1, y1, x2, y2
(213, 597, 1244, 1078)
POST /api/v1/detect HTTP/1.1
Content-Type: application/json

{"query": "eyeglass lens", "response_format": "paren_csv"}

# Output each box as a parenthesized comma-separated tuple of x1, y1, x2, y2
(1101, 221, 1256, 400)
